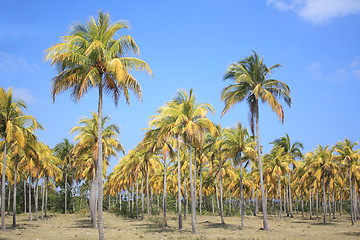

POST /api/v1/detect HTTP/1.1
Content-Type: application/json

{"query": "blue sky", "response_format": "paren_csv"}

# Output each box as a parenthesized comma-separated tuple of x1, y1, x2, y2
(1, 0, 359, 172)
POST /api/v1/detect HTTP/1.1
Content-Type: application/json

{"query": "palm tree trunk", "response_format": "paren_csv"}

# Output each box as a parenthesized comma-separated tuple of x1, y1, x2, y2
(328, 182, 331, 221)
(188, 146, 197, 234)
(131, 180, 135, 214)
(90, 175, 97, 228)
(12, 160, 18, 227)
(340, 190, 343, 217)
(288, 175, 293, 218)
(1, 140, 7, 231)
(176, 136, 182, 230)
(316, 188, 319, 218)
(35, 174, 39, 220)
(24, 180, 26, 214)
(28, 174, 32, 222)
(64, 168, 67, 214)
(45, 177, 48, 218)
(199, 160, 203, 216)
(136, 171, 139, 219)
(194, 149, 197, 212)
(41, 181, 45, 218)
(215, 178, 220, 216)
(332, 190, 335, 219)
(219, 157, 225, 225)
(252, 186, 256, 216)
(71, 175, 75, 213)
(212, 194, 215, 215)
(7, 186, 11, 216)
(301, 188, 304, 217)
(309, 185, 312, 219)
(322, 174, 326, 223)
(255, 108, 269, 230)
(240, 165, 244, 227)
(163, 156, 167, 226)
(184, 179, 187, 219)
(97, 82, 105, 240)
(146, 165, 150, 220)
(141, 174, 144, 220)
(278, 177, 282, 219)
(228, 194, 232, 216)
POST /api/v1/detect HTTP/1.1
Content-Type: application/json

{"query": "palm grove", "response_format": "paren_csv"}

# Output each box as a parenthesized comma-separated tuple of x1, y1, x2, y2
(1, 11, 359, 239)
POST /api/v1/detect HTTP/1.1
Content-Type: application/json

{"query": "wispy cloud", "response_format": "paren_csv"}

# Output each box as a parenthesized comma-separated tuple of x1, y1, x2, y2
(10, 88, 38, 105)
(307, 57, 360, 82)
(0, 52, 40, 73)
(266, 0, 360, 24)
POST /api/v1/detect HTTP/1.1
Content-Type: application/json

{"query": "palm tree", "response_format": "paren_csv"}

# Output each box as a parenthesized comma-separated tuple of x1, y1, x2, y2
(264, 147, 290, 219)
(45, 11, 152, 239)
(71, 112, 124, 226)
(54, 139, 74, 215)
(333, 139, 360, 225)
(221, 51, 291, 230)
(0, 87, 40, 231)
(222, 122, 256, 227)
(270, 134, 303, 218)
(168, 89, 216, 234)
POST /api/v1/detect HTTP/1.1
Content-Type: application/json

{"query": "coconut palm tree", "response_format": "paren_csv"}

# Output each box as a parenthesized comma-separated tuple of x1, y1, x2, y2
(157, 89, 216, 233)
(221, 51, 291, 230)
(45, 11, 152, 239)
(333, 139, 360, 225)
(54, 139, 74, 215)
(0, 87, 41, 231)
(270, 134, 303, 217)
(71, 112, 124, 226)
(222, 122, 256, 226)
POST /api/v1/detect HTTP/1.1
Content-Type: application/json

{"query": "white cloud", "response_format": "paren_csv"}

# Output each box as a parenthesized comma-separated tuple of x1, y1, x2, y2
(267, 0, 360, 24)
(0, 52, 40, 73)
(307, 57, 360, 82)
(10, 88, 38, 105)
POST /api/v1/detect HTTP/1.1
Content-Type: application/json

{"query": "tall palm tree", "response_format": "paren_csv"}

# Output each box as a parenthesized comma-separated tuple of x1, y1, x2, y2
(221, 51, 291, 230)
(333, 139, 360, 225)
(0, 87, 40, 231)
(45, 11, 152, 239)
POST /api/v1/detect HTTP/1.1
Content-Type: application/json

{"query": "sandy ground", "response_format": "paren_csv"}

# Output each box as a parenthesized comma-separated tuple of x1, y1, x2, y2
(0, 211, 359, 239)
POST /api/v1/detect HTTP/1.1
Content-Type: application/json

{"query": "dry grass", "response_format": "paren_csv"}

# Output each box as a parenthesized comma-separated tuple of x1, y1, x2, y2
(0, 211, 359, 239)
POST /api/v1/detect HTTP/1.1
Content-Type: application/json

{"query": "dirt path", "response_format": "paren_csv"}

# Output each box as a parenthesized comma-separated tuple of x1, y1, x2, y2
(0, 212, 359, 239)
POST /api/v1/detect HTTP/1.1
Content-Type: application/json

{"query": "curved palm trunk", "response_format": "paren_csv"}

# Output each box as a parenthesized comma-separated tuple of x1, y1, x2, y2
(176, 136, 182, 230)
(97, 83, 105, 240)
(255, 108, 269, 230)
(7, 186, 11, 216)
(163, 156, 167, 226)
(12, 160, 18, 227)
(1, 141, 7, 231)
(215, 178, 220, 215)
(240, 164, 244, 227)
(219, 157, 225, 225)
(188, 146, 197, 234)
